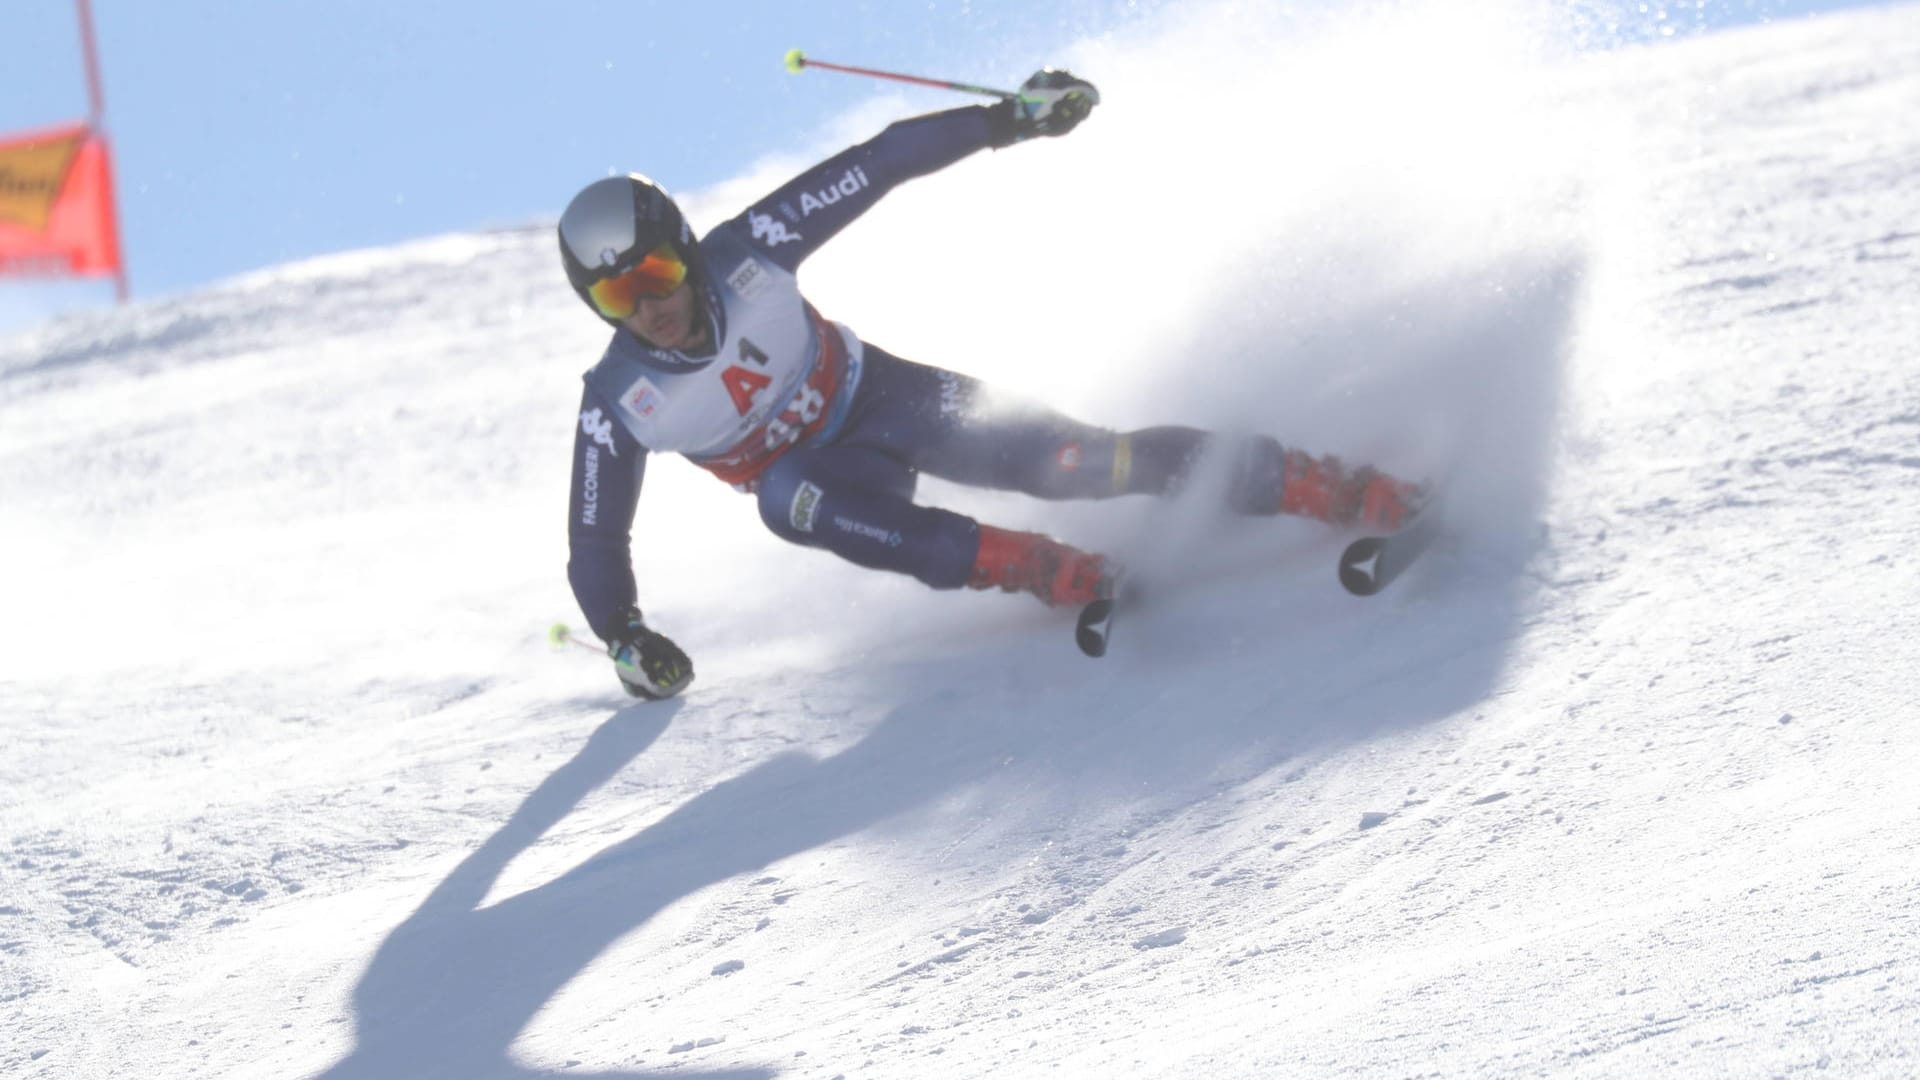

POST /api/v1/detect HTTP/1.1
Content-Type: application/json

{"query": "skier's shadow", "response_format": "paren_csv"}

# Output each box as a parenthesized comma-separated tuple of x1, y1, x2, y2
(317, 683, 1029, 1080)
(318, 602, 1509, 1080)
(317, 703, 720, 1080)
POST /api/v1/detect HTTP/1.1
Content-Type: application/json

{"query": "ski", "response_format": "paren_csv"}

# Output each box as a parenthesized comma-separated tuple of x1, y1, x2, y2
(1074, 576, 1139, 658)
(1077, 497, 1443, 656)
(1338, 504, 1443, 597)
(1074, 593, 1120, 658)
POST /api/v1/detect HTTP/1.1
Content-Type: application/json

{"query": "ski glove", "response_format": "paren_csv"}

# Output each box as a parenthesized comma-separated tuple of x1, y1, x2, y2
(997, 69, 1099, 142)
(608, 609, 693, 700)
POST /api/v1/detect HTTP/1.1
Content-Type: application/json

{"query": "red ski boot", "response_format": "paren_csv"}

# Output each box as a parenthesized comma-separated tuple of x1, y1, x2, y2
(969, 525, 1113, 608)
(1279, 450, 1426, 532)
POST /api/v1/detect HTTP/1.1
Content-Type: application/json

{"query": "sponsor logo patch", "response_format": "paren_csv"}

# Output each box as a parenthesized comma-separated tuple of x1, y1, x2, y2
(834, 515, 903, 547)
(580, 445, 602, 526)
(790, 481, 823, 533)
(797, 167, 871, 217)
(1057, 443, 1083, 471)
(620, 376, 666, 420)
(748, 210, 801, 247)
(726, 257, 769, 301)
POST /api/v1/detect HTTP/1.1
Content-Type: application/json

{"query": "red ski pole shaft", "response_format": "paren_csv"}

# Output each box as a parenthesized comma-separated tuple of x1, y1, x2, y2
(783, 49, 1033, 102)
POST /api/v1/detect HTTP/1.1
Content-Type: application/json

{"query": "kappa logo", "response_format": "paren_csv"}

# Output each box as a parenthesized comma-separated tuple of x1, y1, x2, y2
(579, 408, 620, 458)
(789, 481, 824, 533)
(797, 167, 871, 217)
(749, 210, 801, 247)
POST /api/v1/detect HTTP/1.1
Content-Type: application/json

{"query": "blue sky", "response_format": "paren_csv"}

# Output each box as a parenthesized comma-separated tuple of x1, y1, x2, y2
(0, 0, 1894, 332)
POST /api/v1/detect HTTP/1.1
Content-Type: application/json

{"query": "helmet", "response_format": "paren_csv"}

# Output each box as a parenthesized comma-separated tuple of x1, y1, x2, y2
(557, 174, 702, 326)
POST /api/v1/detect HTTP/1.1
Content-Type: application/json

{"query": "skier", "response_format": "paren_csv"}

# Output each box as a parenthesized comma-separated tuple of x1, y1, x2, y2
(560, 70, 1422, 699)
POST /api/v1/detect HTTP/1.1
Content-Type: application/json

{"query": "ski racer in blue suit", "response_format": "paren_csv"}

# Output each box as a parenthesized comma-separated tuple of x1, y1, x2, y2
(558, 70, 1422, 699)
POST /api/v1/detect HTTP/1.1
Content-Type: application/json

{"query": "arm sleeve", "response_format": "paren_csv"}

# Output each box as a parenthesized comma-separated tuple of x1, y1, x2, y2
(565, 384, 651, 643)
(720, 103, 1014, 273)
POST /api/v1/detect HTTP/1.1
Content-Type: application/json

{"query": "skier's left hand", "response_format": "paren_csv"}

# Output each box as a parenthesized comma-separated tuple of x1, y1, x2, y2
(608, 610, 694, 700)
(1002, 69, 1099, 140)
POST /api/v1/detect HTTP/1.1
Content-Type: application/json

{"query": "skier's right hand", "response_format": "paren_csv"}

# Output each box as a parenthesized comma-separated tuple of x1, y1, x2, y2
(996, 69, 1100, 142)
(608, 609, 693, 700)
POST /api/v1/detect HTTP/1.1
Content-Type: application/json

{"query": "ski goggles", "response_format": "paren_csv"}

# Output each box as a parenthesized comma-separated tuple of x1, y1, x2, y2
(586, 242, 688, 320)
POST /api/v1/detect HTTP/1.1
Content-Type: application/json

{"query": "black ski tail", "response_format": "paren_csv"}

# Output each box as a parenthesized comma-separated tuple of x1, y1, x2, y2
(1074, 574, 1139, 658)
(1338, 502, 1444, 597)
(1075, 597, 1118, 657)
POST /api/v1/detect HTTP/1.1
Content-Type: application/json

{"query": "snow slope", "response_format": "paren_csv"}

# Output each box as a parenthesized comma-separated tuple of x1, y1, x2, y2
(4, 2, 1919, 1077)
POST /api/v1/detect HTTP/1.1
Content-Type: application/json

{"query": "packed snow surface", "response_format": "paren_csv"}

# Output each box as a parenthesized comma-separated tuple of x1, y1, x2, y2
(4, 3, 1918, 1076)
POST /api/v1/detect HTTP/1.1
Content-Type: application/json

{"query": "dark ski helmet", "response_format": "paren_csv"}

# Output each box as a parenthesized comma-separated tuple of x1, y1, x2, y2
(558, 174, 702, 327)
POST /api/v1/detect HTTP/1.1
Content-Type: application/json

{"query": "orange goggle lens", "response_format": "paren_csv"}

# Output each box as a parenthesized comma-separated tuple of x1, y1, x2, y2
(586, 243, 689, 320)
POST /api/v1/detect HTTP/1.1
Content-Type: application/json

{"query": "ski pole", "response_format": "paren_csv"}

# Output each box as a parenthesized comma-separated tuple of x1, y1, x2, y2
(783, 49, 1035, 102)
(547, 622, 605, 657)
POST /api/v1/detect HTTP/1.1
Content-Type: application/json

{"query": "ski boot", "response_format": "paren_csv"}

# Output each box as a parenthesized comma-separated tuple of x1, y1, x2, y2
(1277, 449, 1426, 532)
(969, 525, 1115, 608)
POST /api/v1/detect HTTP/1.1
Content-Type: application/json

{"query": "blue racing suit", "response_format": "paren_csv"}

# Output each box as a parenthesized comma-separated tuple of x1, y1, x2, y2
(565, 104, 1215, 642)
